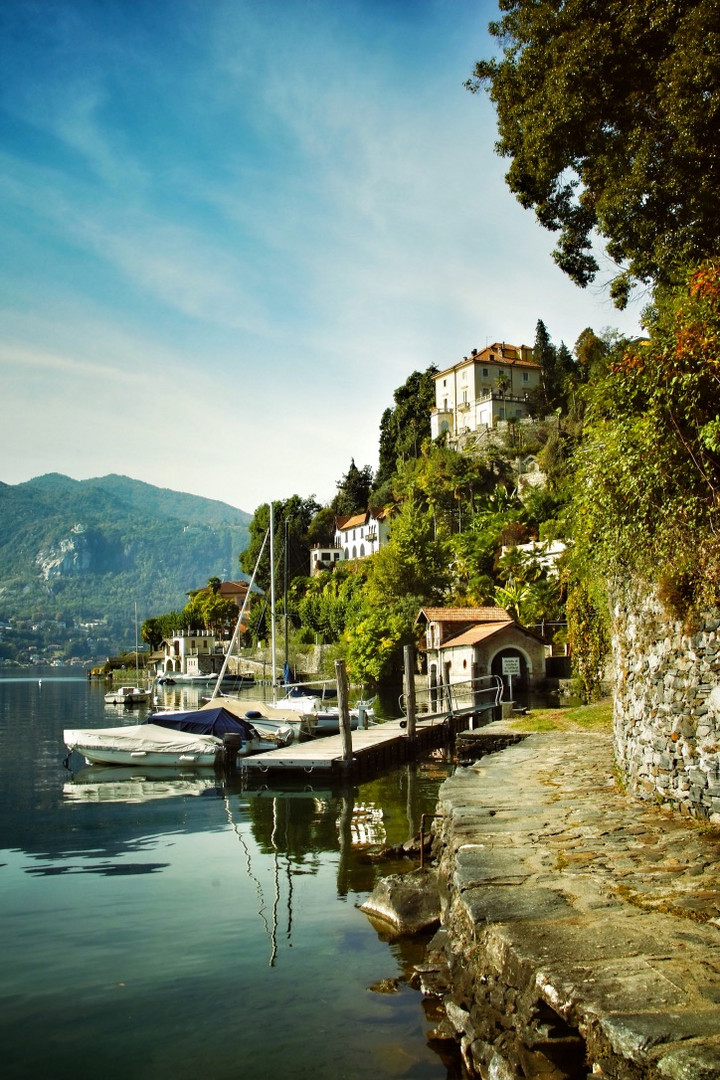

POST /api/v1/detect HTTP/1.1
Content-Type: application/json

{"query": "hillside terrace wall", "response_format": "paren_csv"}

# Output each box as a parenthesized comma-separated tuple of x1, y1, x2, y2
(611, 587, 720, 820)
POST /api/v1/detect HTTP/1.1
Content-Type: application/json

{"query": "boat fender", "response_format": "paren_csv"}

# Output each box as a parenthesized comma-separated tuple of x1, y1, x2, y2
(245, 710, 263, 719)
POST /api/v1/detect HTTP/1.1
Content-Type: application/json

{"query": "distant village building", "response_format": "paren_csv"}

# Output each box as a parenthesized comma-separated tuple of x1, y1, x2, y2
(218, 579, 251, 608)
(155, 630, 223, 677)
(416, 606, 547, 693)
(430, 342, 542, 447)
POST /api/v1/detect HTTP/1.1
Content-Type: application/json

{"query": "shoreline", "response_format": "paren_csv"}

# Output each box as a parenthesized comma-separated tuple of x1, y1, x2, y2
(415, 723, 720, 1078)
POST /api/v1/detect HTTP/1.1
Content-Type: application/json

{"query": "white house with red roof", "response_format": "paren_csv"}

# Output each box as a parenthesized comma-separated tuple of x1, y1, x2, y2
(430, 342, 542, 444)
(416, 606, 547, 692)
(336, 508, 392, 560)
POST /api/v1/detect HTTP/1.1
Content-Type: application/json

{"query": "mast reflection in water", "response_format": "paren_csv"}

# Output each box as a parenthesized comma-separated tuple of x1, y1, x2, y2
(0, 669, 460, 1080)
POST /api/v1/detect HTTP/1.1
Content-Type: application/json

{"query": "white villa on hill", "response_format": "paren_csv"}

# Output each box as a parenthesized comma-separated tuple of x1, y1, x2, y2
(430, 342, 542, 446)
(309, 508, 392, 574)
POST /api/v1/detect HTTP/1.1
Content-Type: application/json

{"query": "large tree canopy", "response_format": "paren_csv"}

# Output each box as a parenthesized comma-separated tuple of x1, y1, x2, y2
(468, 0, 720, 306)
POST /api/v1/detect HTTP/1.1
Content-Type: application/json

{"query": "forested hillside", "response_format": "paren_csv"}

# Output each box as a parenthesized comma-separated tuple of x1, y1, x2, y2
(0, 474, 251, 661)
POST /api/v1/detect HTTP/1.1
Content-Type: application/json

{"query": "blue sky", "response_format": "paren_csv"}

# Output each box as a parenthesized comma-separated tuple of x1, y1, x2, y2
(0, 0, 641, 514)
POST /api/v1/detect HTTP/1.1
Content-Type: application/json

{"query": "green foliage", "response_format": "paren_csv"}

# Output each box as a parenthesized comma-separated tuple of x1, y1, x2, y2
(565, 580, 610, 702)
(468, 0, 720, 304)
(366, 498, 450, 606)
(240, 495, 321, 591)
(331, 460, 374, 517)
(373, 367, 438, 495)
(306, 506, 336, 547)
(344, 603, 414, 684)
(571, 261, 720, 617)
(295, 566, 367, 643)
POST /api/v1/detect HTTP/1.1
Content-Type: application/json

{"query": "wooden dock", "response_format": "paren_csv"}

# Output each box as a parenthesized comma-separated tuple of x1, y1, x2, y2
(239, 707, 493, 781)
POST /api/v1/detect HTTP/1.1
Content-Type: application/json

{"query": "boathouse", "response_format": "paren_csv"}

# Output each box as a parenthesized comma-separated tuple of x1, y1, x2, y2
(416, 606, 547, 693)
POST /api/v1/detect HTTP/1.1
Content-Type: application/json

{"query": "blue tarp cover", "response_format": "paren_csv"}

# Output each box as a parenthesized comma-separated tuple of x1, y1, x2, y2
(146, 707, 256, 738)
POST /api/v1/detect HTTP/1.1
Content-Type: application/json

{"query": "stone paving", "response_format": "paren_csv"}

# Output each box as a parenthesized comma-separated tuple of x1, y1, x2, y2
(432, 726, 720, 1078)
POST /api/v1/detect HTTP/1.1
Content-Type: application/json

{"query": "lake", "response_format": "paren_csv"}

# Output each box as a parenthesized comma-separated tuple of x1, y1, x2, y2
(0, 670, 460, 1079)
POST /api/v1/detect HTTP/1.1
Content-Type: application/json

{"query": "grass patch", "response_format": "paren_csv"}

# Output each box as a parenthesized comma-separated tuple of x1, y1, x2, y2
(507, 698, 613, 734)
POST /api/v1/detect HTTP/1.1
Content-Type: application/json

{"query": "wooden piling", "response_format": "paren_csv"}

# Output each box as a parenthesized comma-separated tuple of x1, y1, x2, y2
(335, 659, 354, 768)
(403, 644, 417, 740)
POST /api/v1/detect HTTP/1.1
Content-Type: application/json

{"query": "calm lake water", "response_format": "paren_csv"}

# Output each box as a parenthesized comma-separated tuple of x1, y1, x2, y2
(0, 670, 460, 1080)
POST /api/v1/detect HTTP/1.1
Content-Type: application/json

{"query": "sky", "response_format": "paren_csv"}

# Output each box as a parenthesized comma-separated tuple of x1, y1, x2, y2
(0, 0, 643, 515)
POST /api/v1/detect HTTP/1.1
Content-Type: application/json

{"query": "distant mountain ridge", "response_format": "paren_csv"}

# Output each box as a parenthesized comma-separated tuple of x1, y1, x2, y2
(0, 474, 253, 660)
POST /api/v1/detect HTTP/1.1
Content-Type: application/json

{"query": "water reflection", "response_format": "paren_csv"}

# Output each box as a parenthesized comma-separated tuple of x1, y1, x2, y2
(1, 672, 458, 1079)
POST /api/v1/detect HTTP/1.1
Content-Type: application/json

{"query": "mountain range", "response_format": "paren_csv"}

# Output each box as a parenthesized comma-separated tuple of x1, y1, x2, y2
(0, 474, 252, 661)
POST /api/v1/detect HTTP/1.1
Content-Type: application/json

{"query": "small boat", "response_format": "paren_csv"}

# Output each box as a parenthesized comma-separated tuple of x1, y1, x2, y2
(104, 685, 151, 705)
(148, 706, 294, 752)
(64, 723, 223, 767)
(271, 688, 376, 735)
(169, 673, 216, 684)
(206, 695, 310, 739)
(64, 706, 294, 768)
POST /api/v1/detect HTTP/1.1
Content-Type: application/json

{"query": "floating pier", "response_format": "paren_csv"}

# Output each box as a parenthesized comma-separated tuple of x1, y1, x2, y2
(240, 707, 493, 781)
(239, 653, 504, 782)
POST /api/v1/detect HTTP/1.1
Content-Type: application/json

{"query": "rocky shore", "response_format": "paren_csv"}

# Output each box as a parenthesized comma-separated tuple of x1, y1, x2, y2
(363, 723, 720, 1079)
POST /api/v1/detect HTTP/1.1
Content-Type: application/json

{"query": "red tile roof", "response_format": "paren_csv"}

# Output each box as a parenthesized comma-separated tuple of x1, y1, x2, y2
(336, 512, 367, 530)
(417, 607, 512, 624)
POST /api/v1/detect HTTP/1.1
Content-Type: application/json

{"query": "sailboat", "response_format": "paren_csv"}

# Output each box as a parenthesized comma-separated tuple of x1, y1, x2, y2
(104, 603, 151, 705)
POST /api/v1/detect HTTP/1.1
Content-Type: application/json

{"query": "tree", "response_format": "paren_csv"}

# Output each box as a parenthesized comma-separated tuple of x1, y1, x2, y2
(306, 506, 336, 547)
(240, 495, 321, 591)
(373, 366, 438, 495)
(467, 1, 720, 306)
(331, 460, 374, 517)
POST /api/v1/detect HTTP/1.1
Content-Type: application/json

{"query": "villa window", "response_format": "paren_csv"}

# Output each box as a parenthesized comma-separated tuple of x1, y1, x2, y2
(523, 371, 529, 382)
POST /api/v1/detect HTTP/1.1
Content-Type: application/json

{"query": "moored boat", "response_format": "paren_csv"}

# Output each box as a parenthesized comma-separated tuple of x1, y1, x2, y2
(63, 723, 222, 767)
(104, 685, 151, 705)
(64, 706, 294, 769)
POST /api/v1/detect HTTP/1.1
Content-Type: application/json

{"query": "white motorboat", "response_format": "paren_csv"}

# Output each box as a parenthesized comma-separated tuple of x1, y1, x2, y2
(104, 685, 151, 705)
(64, 705, 293, 769)
(64, 723, 222, 767)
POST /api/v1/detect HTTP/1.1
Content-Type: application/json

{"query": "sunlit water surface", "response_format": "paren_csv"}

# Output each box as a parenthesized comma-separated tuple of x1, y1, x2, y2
(0, 670, 460, 1079)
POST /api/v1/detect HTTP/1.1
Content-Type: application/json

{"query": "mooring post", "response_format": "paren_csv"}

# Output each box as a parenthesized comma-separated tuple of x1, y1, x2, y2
(335, 659, 354, 767)
(403, 644, 417, 741)
(443, 661, 454, 718)
(471, 661, 481, 730)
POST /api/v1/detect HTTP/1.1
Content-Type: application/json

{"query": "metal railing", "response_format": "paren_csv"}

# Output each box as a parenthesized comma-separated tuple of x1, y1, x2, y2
(399, 674, 503, 721)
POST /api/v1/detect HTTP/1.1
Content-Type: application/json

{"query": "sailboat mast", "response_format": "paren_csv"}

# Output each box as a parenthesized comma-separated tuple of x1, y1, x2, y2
(269, 503, 277, 688)
(284, 517, 289, 671)
(134, 601, 140, 686)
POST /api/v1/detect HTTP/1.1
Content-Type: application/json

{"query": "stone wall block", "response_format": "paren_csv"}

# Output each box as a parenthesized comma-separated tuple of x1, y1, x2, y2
(612, 587, 720, 818)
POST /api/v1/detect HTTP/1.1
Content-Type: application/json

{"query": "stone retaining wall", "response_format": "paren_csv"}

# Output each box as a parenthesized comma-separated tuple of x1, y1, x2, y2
(611, 588, 720, 820)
